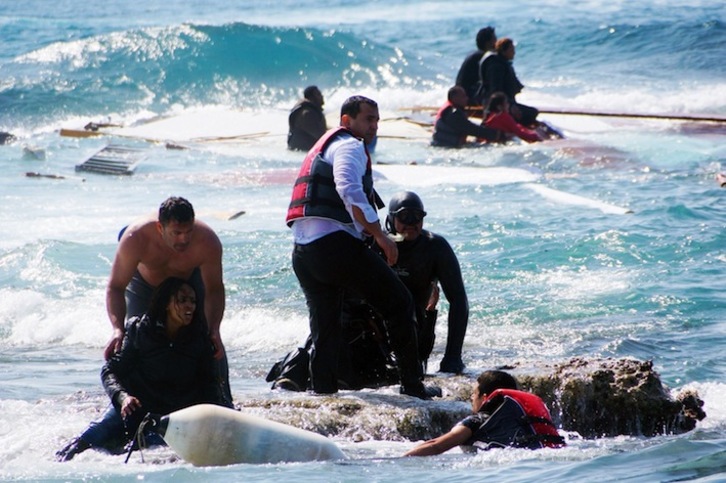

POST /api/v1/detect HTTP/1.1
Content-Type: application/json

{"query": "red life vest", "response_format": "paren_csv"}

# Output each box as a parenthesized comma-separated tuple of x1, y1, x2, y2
(286, 127, 378, 227)
(478, 389, 565, 448)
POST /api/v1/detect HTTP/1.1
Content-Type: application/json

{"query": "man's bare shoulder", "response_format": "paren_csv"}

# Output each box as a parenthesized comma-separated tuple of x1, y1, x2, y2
(192, 219, 222, 252)
(120, 216, 158, 243)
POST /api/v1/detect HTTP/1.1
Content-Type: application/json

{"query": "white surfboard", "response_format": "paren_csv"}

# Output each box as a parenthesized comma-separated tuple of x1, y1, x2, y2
(374, 164, 542, 187)
(156, 404, 346, 466)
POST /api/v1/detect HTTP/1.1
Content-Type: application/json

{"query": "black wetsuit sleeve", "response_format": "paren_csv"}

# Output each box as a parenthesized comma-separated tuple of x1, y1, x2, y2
(101, 321, 140, 409)
(486, 60, 508, 100)
(434, 237, 469, 369)
(450, 109, 498, 141)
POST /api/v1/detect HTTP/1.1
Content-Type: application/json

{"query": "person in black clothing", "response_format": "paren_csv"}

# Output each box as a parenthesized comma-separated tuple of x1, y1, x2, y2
(404, 370, 565, 456)
(455, 26, 497, 105)
(287, 85, 327, 151)
(432, 86, 500, 147)
(268, 191, 469, 391)
(478, 37, 539, 126)
(385, 191, 469, 373)
(56, 277, 230, 462)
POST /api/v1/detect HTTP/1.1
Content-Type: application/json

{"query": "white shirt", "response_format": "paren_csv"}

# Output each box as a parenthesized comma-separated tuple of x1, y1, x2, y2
(291, 131, 379, 245)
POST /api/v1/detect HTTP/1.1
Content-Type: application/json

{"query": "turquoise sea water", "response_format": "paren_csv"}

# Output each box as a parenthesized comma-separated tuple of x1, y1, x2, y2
(1, 1, 725, 481)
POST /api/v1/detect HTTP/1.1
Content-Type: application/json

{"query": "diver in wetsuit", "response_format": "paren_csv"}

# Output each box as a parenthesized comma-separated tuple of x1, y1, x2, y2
(385, 191, 469, 373)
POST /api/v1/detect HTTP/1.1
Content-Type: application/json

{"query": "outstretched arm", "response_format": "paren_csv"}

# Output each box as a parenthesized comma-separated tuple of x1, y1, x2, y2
(404, 425, 472, 456)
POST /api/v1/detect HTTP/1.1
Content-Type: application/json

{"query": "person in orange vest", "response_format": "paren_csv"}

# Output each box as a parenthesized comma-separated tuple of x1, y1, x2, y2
(404, 370, 565, 455)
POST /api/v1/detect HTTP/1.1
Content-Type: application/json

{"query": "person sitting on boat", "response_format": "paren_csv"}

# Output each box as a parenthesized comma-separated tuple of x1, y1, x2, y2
(268, 191, 469, 390)
(431, 85, 499, 147)
(56, 277, 230, 461)
(404, 370, 566, 456)
(483, 92, 544, 143)
(455, 26, 497, 106)
(287, 85, 327, 151)
(477, 37, 539, 127)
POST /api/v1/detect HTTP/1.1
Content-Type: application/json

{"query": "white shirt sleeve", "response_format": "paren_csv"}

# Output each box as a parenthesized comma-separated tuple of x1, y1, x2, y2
(327, 135, 379, 226)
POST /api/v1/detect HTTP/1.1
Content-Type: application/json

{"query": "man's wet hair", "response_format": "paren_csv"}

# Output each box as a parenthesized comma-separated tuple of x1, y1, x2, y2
(159, 196, 195, 225)
(341, 95, 378, 119)
(476, 26, 496, 50)
(476, 370, 518, 396)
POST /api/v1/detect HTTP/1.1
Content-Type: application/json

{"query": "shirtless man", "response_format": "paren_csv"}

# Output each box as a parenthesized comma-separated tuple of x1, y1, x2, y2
(105, 196, 225, 359)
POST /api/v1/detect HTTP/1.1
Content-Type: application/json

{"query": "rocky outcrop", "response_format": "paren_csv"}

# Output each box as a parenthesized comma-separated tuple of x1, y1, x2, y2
(238, 357, 705, 442)
(517, 357, 705, 438)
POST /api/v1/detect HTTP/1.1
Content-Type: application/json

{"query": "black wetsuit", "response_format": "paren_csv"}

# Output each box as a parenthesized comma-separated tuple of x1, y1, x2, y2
(393, 230, 469, 373)
(432, 104, 499, 147)
(287, 100, 327, 151)
(124, 268, 232, 407)
(74, 315, 227, 453)
(455, 50, 485, 104)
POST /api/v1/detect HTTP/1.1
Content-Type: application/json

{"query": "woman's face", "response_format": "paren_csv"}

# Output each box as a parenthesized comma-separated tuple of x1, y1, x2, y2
(167, 284, 196, 327)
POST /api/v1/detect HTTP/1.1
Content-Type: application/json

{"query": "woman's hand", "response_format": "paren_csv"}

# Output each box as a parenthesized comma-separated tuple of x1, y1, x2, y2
(120, 395, 142, 418)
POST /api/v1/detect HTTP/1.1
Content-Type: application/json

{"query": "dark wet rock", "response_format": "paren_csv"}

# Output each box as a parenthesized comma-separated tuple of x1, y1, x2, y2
(238, 357, 705, 442)
(518, 357, 706, 438)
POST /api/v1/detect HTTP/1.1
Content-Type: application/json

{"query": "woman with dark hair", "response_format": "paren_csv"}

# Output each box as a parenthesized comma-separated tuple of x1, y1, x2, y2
(484, 92, 543, 143)
(57, 277, 229, 461)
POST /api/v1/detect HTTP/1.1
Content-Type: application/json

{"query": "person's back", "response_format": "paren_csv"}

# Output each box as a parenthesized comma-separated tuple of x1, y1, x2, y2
(460, 388, 565, 450)
(287, 85, 327, 151)
(455, 26, 496, 105)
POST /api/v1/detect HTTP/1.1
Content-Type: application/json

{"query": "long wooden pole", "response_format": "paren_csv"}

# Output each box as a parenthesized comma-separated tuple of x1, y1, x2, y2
(536, 109, 726, 123)
(399, 106, 726, 123)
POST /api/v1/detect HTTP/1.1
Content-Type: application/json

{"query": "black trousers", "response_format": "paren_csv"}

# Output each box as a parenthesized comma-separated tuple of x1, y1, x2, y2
(292, 230, 423, 393)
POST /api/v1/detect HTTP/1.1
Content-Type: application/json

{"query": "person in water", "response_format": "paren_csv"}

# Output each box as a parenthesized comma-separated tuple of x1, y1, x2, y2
(404, 370, 565, 456)
(105, 196, 232, 406)
(477, 37, 539, 126)
(268, 191, 469, 391)
(287, 85, 328, 151)
(431, 86, 499, 147)
(56, 277, 230, 461)
(455, 26, 497, 105)
(286, 95, 438, 399)
(484, 92, 543, 143)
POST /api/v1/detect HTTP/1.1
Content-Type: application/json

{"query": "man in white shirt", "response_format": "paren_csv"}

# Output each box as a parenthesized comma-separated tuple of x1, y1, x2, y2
(285, 95, 439, 399)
